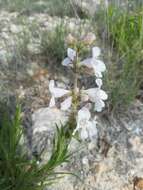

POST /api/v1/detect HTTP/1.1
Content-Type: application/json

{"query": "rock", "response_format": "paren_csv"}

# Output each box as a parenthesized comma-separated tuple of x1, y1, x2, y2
(31, 107, 69, 154)
(10, 24, 21, 34)
(129, 136, 143, 154)
(46, 176, 74, 190)
(0, 50, 8, 65)
(32, 107, 68, 133)
(0, 49, 13, 66)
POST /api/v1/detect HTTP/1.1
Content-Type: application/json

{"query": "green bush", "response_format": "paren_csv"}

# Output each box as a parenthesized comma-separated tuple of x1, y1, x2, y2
(0, 102, 72, 190)
(95, 4, 143, 111)
(41, 23, 66, 67)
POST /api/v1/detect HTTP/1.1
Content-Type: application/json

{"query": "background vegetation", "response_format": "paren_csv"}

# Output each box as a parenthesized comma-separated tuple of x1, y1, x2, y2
(94, 3, 143, 112)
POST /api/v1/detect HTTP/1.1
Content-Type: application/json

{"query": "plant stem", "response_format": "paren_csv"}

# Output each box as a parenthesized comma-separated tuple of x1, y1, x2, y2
(72, 52, 78, 118)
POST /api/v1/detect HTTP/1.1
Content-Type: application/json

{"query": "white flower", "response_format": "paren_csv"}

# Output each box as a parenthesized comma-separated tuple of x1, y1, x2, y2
(81, 86, 108, 112)
(81, 47, 106, 78)
(94, 88, 108, 112)
(61, 96, 72, 111)
(49, 80, 71, 108)
(95, 78, 108, 112)
(74, 107, 97, 140)
(68, 48, 76, 60)
(92, 46, 101, 57)
(96, 78, 103, 88)
(82, 88, 98, 102)
(62, 48, 76, 67)
(49, 96, 55, 107)
(62, 57, 73, 67)
(49, 80, 70, 98)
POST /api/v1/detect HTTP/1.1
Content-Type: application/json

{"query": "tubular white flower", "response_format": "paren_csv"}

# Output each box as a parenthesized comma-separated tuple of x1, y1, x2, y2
(61, 96, 72, 111)
(82, 88, 98, 102)
(62, 57, 72, 67)
(49, 80, 70, 98)
(75, 107, 97, 140)
(88, 119, 98, 139)
(96, 78, 103, 88)
(67, 48, 76, 61)
(49, 96, 56, 107)
(95, 99, 105, 112)
(92, 47, 101, 57)
(49, 80, 70, 108)
(94, 88, 108, 112)
(62, 48, 76, 67)
(81, 87, 108, 112)
(81, 47, 106, 78)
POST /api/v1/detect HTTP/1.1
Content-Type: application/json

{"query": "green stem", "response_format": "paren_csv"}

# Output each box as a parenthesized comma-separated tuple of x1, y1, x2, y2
(72, 52, 78, 117)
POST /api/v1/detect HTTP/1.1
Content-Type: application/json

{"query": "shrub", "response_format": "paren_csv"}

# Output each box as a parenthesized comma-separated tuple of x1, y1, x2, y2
(95, 4, 143, 111)
(41, 23, 67, 67)
(0, 102, 72, 190)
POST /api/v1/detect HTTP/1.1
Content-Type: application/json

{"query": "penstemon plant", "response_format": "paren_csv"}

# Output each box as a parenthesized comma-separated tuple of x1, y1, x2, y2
(49, 33, 108, 140)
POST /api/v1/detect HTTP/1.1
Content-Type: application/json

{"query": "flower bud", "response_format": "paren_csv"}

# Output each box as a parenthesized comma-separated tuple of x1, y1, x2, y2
(83, 32, 96, 45)
(66, 33, 77, 45)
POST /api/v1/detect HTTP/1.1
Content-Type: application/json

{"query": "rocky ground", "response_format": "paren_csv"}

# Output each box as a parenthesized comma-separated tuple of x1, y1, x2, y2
(0, 1, 143, 190)
(30, 101, 143, 190)
(0, 10, 91, 104)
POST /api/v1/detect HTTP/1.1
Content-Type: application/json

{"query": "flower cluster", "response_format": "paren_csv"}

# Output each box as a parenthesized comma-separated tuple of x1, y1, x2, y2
(49, 34, 107, 140)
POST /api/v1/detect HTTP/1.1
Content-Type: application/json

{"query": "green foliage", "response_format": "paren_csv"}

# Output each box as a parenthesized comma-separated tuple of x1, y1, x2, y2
(41, 23, 66, 66)
(95, 4, 143, 111)
(106, 6, 143, 54)
(0, 102, 73, 190)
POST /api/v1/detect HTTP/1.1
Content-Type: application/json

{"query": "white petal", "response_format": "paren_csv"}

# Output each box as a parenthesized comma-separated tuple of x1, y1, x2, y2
(80, 128, 88, 140)
(95, 99, 105, 112)
(52, 88, 70, 98)
(99, 89, 108, 100)
(83, 88, 97, 102)
(94, 60, 106, 72)
(78, 107, 91, 121)
(62, 57, 72, 67)
(92, 60, 106, 78)
(92, 47, 101, 58)
(49, 80, 55, 92)
(80, 58, 92, 68)
(67, 48, 76, 61)
(49, 96, 55, 107)
(81, 94, 89, 102)
(93, 68, 102, 78)
(61, 96, 72, 111)
(92, 59, 106, 72)
(49, 80, 70, 98)
(96, 78, 103, 88)
(88, 120, 97, 138)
